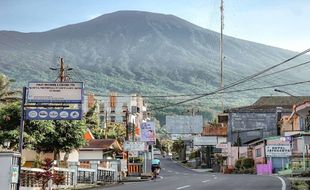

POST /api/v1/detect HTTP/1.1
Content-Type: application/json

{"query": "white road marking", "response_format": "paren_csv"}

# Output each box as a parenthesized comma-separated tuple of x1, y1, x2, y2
(168, 170, 172, 172)
(213, 177, 217, 179)
(176, 185, 191, 189)
(202, 180, 210, 183)
(276, 176, 286, 190)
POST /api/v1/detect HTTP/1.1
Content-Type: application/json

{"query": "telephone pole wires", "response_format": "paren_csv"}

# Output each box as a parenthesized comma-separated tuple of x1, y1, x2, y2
(50, 57, 73, 82)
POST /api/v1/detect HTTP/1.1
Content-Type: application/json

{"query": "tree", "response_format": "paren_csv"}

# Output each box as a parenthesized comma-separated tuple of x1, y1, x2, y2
(0, 74, 20, 103)
(0, 102, 21, 149)
(34, 120, 87, 164)
(172, 138, 184, 160)
(84, 105, 104, 139)
(0, 101, 87, 165)
(105, 122, 126, 142)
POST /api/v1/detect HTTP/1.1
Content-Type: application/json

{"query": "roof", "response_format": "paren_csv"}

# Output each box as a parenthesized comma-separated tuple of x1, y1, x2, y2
(225, 96, 310, 113)
(84, 129, 95, 141)
(79, 139, 122, 151)
(253, 96, 310, 107)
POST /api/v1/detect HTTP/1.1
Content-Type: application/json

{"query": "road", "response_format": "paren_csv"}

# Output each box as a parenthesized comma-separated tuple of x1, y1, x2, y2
(92, 157, 287, 190)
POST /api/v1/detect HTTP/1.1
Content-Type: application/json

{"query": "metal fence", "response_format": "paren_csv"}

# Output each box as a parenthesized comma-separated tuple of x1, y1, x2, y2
(77, 168, 95, 184)
(97, 167, 115, 183)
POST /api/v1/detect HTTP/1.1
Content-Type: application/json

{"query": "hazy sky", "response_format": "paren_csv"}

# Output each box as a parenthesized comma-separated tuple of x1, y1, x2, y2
(1, 0, 309, 52)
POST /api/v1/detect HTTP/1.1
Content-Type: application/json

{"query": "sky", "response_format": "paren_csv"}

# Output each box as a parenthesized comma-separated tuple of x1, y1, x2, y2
(1, 0, 309, 52)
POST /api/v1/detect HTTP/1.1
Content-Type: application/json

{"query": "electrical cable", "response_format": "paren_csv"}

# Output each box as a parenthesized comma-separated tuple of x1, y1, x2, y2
(149, 48, 310, 111)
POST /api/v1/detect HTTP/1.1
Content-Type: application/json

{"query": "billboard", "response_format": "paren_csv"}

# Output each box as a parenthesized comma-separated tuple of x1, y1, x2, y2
(266, 144, 291, 157)
(140, 122, 156, 142)
(193, 136, 217, 146)
(123, 141, 145, 151)
(27, 82, 83, 103)
(165, 115, 203, 134)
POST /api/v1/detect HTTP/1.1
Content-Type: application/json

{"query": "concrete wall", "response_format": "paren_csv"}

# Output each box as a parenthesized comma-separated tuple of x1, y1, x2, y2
(79, 151, 103, 160)
(23, 149, 79, 162)
(228, 112, 279, 145)
(226, 142, 248, 167)
(252, 143, 266, 164)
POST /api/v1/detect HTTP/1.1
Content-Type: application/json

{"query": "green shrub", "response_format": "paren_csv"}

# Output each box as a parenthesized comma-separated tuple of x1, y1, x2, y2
(242, 158, 254, 169)
(235, 159, 242, 170)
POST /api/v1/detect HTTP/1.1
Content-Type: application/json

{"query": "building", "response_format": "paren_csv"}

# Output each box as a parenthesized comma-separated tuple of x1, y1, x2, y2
(85, 92, 147, 141)
(225, 96, 310, 146)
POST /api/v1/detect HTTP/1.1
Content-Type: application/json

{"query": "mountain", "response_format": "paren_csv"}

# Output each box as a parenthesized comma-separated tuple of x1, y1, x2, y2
(1, 11, 309, 121)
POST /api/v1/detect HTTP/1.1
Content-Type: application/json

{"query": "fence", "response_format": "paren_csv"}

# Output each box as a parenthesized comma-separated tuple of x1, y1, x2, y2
(20, 167, 73, 189)
(128, 163, 142, 176)
(21, 165, 116, 189)
(97, 167, 116, 183)
(77, 168, 95, 184)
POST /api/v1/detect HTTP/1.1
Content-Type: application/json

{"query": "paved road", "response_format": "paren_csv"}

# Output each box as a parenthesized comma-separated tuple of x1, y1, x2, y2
(92, 157, 287, 190)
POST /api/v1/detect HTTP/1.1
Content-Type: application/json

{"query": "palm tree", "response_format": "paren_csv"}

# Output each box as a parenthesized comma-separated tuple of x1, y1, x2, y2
(0, 74, 20, 103)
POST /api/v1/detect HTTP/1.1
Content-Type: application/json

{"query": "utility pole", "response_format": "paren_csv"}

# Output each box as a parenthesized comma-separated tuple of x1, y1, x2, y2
(220, 0, 225, 112)
(125, 109, 129, 176)
(50, 57, 73, 82)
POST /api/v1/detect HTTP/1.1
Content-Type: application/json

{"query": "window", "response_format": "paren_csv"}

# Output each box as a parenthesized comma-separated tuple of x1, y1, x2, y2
(111, 107, 115, 113)
(122, 116, 127, 122)
(256, 148, 262, 157)
(110, 116, 116, 122)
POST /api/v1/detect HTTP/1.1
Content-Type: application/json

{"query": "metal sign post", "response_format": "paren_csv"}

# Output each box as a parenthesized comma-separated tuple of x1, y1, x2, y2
(17, 87, 26, 190)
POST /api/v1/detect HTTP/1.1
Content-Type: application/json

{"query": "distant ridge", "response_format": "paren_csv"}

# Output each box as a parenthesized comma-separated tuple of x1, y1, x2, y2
(0, 10, 309, 120)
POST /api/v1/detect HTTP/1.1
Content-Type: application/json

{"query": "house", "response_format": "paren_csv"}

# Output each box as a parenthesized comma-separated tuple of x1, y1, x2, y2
(249, 136, 291, 173)
(79, 139, 123, 168)
(225, 96, 310, 146)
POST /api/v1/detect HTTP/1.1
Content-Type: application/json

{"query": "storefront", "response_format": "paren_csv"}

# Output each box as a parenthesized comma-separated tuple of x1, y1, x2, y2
(265, 144, 291, 173)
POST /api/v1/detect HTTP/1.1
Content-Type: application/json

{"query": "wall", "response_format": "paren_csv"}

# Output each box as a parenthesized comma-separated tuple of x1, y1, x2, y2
(252, 143, 266, 164)
(228, 112, 278, 145)
(23, 149, 79, 162)
(79, 151, 103, 160)
(226, 142, 248, 167)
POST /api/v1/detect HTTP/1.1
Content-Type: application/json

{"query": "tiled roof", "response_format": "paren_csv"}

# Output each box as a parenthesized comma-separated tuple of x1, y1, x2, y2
(253, 96, 310, 107)
(80, 139, 121, 150)
(225, 96, 310, 113)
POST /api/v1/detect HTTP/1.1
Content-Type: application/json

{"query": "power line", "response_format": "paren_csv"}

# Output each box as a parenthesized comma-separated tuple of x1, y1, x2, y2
(147, 80, 310, 109)
(149, 48, 310, 111)
(249, 60, 310, 80)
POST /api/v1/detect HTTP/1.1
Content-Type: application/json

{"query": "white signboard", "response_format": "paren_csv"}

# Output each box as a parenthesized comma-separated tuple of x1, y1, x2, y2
(193, 136, 217, 146)
(170, 134, 193, 141)
(123, 141, 145, 151)
(140, 122, 156, 142)
(166, 115, 203, 134)
(266, 144, 292, 157)
(27, 82, 83, 103)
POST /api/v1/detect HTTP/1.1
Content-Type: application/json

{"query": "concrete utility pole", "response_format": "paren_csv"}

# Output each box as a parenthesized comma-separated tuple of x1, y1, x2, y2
(220, 0, 225, 112)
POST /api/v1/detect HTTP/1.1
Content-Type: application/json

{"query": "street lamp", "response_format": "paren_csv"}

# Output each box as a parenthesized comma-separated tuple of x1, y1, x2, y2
(274, 89, 297, 97)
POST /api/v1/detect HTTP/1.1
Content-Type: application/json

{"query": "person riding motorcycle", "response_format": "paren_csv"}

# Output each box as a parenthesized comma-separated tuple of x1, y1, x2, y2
(151, 158, 161, 179)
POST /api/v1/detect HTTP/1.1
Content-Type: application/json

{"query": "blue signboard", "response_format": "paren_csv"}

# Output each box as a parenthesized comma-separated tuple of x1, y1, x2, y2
(26, 109, 82, 120)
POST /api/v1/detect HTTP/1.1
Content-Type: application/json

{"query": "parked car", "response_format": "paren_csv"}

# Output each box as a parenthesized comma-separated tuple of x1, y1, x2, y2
(153, 148, 161, 155)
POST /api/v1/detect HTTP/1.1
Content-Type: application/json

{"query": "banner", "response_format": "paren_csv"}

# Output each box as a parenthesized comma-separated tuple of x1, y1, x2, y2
(27, 82, 83, 103)
(140, 122, 156, 142)
(266, 144, 291, 157)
